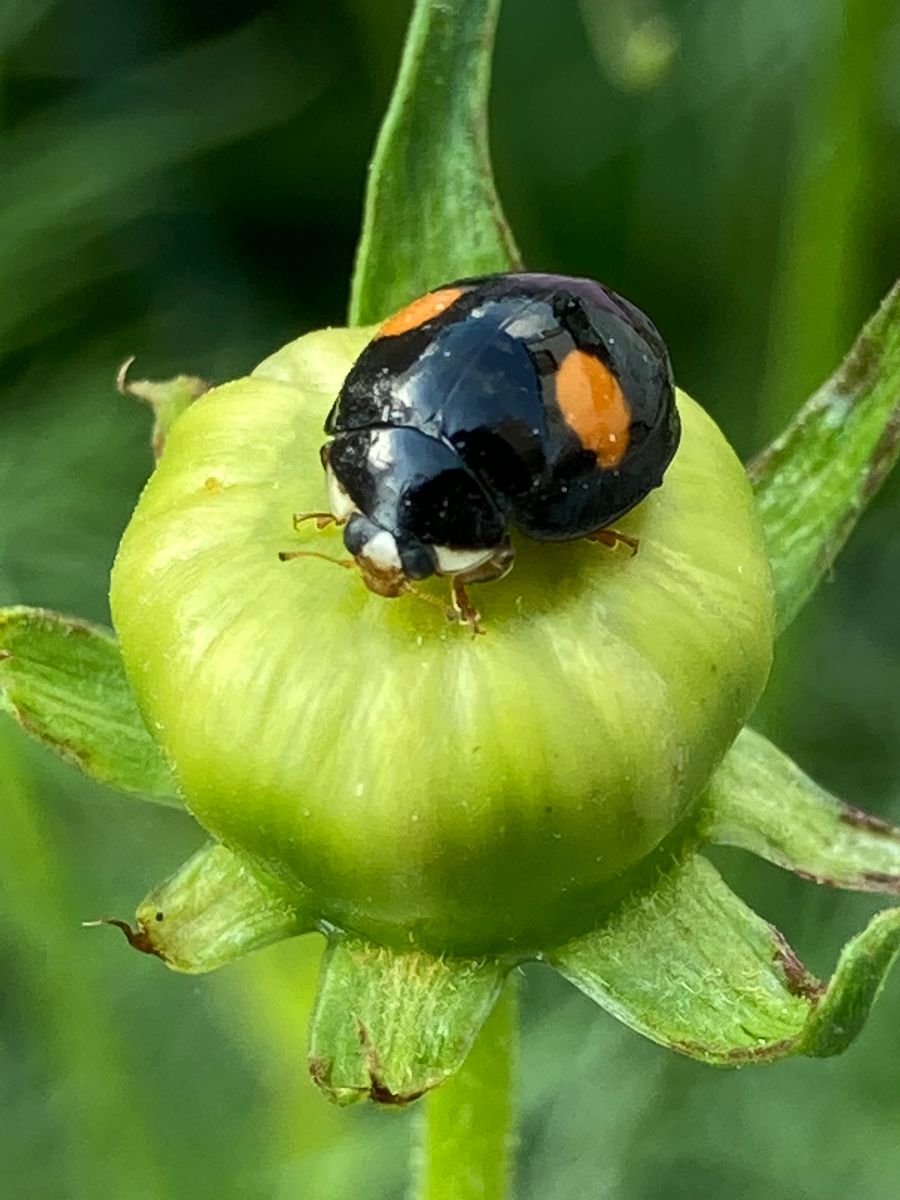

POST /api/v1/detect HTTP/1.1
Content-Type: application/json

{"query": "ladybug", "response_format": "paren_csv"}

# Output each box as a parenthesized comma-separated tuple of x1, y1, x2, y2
(284, 272, 679, 626)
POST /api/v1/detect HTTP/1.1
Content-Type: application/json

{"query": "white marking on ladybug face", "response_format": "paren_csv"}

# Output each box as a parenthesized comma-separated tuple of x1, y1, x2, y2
(432, 545, 496, 576)
(326, 463, 357, 522)
(359, 529, 403, 573)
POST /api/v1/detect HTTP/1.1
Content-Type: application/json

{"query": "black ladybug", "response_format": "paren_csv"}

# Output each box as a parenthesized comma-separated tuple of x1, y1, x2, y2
(289, 273, 679, 625)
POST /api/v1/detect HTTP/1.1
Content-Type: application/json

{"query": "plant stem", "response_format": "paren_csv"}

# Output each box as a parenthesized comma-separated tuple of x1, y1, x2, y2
(415, 975, 517, 1200)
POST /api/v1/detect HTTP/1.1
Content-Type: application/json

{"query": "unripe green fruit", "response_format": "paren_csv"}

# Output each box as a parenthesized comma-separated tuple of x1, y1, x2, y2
(110, 327, 774, 956)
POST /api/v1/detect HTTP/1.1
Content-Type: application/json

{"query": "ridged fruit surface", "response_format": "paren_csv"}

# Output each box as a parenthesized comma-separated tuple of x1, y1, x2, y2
(111, 328, 773, 955)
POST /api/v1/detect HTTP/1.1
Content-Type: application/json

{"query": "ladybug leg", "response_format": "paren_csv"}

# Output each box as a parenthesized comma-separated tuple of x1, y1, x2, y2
(293, 510, 339, 531)
(278, 548, 355, 568)
(586, 527, 640, 556)
(450, 579, 485, 637)
(280, 510, 350, 565)
(436, 541, 514, 635)
(400, 582, 458, 623)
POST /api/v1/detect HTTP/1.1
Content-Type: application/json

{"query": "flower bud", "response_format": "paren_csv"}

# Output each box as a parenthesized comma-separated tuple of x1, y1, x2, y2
(110, 326, 773, 956)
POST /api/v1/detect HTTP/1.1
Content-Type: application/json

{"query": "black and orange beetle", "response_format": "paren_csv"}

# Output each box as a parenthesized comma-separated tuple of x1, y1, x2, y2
(287, 272, 680, 624)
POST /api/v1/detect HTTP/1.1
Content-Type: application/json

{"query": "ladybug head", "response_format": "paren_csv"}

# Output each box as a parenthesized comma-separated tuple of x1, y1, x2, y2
(343, 513, 435, 597)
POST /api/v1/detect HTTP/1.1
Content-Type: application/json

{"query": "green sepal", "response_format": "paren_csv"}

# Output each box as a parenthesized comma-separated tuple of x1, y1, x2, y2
(549, 854, 813, 1063)
(308, 934, 505, 1105)
(704, 727, 900, 893)
(348, 0, 520, 325)
(98, 842, 314, 973)
(750, 278, 900, 632)
(802, 907, 900, 1057)
(0, 607, 179, 803)
(550, 852, 900, 1064)
(117, 357, 209, 460)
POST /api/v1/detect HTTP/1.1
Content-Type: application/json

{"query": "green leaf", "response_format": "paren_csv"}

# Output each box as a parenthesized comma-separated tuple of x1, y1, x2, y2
(703, 727, 900, 893)
(550, 854, 814, 1064)
(550, 852, 900, 1064)
(349, 0, 520, 325)
(89, 842, 314, 973)
(0, 607, 179, 803)
(308, 933, 505, 1105)
(117, 358, 209, 460)
(749, 279, 900, 632)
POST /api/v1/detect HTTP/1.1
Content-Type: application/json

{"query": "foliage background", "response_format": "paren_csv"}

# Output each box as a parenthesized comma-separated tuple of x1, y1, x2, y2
(1, 1, 899, 1196)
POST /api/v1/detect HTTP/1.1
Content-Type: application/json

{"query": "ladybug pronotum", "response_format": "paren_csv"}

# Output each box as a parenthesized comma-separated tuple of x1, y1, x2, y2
(283, 272, 680, 626)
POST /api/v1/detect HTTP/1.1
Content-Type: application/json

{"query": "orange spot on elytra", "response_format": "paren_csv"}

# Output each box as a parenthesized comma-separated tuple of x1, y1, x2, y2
(556, 349, 631, 468)
(377, 287, 466, 338)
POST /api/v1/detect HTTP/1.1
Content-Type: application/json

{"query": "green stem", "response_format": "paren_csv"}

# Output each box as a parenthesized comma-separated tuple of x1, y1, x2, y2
(415, 975, 517, 1200)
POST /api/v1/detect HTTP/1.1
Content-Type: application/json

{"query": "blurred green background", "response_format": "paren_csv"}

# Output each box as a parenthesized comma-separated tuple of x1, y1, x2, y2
(2, 1, 899, 1196)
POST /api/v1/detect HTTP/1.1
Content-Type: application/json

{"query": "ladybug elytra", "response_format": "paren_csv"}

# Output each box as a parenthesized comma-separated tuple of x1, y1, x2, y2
(285, 272, 680, 625)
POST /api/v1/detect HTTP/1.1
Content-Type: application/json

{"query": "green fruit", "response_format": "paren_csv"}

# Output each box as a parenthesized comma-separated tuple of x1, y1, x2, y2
(110, 327, 774, 956)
